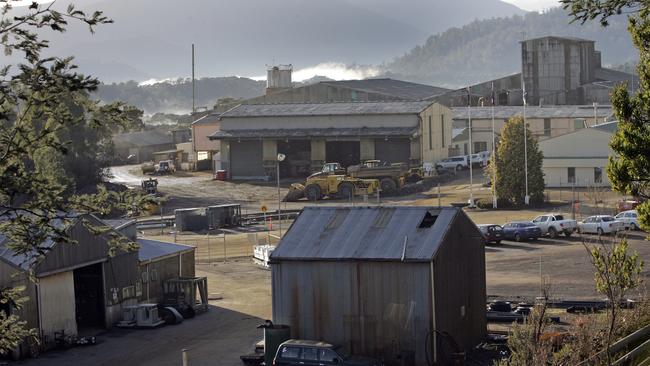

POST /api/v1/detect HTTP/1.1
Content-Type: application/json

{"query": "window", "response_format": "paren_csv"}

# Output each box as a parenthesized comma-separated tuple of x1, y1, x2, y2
(319, 349, 339, 362)
(280, 347, 301, 359)
(441, 114, 446, 147)
(474, 141, 487, 153)
(428, 116, 432, 150)
(594, 167, 603, 184)
(543, 118, 551, 136)
(302, 348, 318, 361)
(568, 167, 576, 184)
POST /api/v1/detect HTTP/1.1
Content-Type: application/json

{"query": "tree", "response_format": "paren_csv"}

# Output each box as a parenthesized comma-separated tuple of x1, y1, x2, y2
(561, 0, 650, 232)
(488, 116, 545, 206)
(0, 1, 152, 354)
(585, 238, 643, 363)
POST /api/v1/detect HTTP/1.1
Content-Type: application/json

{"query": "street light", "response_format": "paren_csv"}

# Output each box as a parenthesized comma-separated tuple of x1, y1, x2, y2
(277, 153, 286, 237)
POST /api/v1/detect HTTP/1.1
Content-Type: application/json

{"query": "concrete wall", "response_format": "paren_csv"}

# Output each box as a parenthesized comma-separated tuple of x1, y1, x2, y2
(192, 122, 221, 152)
(539, 127, 613, 187)
(38, 271, 77, 339)
(420, 103, 453, 164)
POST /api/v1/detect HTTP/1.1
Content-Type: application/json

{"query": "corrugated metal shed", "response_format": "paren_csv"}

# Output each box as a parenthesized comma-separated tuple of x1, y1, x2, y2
(320, 79, 450, 101)
(452, 105, 613, 120)
(272, 206, 458, 262)
(219, 101, 433, 118)
(209, 127, 417, 140)
(138, 239, 194, 262)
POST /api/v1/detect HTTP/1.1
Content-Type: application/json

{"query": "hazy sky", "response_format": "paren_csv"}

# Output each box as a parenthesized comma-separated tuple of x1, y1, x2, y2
(502, 0, 561, 11)
(12, 0, 562, 12)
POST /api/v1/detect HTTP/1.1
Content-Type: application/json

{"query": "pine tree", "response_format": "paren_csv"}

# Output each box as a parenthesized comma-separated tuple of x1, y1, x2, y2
(561, 0, 650, 231)
(489, 116, 545, 206)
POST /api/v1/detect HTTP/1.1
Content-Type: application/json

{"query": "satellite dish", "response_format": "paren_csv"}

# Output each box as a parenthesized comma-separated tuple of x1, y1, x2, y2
(277, 153, 286, 162)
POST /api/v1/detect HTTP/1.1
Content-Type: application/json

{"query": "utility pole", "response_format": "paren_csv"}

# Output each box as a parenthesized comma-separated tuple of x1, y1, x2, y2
(491, 82, 497, 209)
(191, 44, 196, 114)
(522, 32, 529, 205)
(467, 86, 475, 208)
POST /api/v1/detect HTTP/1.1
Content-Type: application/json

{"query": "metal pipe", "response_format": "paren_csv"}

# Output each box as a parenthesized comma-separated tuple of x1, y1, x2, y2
(182, 348, 189, 366)
(467, 87, 474, 207)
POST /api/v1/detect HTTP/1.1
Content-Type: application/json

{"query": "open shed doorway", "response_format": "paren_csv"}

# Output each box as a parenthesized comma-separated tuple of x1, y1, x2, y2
(326, 141, 360, 168)
(277, 140, 311, 177)
(73, 263, 105, 332)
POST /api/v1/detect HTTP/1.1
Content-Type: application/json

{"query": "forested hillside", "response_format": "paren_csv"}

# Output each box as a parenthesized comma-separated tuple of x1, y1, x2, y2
(387, 8, 636, 87)
(95, 77, 266, 115)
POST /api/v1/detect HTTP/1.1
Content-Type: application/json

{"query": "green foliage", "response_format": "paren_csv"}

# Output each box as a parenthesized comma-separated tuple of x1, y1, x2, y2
(585, 238, 643, 363)
(562, 0, 650, 232)
(488, 116, 545, 206)
(0, 0, 153, 354)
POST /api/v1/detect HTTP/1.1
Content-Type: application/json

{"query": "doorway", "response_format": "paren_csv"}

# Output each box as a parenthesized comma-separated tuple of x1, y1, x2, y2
(73, 263, 105, 331)
(325, 141, 360, 168)
(277, 140, 311, 177)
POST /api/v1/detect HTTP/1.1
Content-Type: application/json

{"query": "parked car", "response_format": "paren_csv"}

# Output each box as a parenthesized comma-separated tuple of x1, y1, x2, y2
(531, 214, 577, 238)
(502, 221, 542, 242)
(477, 224, 503, 244)
(577, 215, 624, 235)
(154, 160, 176, 175)
(435, 156, 468, 171)
(274, 340, 382, 366)
(615, 210, 641, 231)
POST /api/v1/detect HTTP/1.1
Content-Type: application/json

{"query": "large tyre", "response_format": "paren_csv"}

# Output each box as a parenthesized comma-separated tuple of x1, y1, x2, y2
(456, 164, 464, 171)
(631, 222, 638, 231)
(548, 227, 558, 239)
(337, 182, 355, 200)
(495, 240, 502, 245)
(305, 184, 322, 201)
(406, 173, 421, 183)
(380, 178, 397, 195)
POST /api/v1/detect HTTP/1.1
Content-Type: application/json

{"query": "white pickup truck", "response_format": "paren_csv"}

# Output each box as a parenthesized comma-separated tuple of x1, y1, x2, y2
(532, 214, 577, 238)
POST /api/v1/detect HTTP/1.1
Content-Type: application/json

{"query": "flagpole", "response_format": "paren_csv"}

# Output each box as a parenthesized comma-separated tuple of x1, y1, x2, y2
(468, 86, 474, 208)
(522, 76, 530, 205)
(491, 82, 497, 209)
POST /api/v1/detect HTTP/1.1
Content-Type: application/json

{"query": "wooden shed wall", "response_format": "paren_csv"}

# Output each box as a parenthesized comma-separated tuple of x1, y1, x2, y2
(0, 261, 39, 330)
(433, 212, 487, 357)
(272, 261, 432, 365)
(103, 251, 140, 326)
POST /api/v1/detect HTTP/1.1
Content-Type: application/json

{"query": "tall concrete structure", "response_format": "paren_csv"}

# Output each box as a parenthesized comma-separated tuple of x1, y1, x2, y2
(266, 64, 293, 96)
(521, 36, 599, 105)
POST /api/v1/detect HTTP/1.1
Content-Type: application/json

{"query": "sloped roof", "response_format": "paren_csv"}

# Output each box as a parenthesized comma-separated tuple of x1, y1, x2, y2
(192, 112, 221, 126)
(219, 101, 433, 119)
(320, 78, 450, 100)
(112, 130, 172, 147)
(137, 238, 194, 262)
(522, 36, 594, 43)
(271, 206, 465, 263)
(592, 120, 618, 133)
(209, 126, 417, 140)
(452, 105, 613, 120)
(595, 68, 636, 83)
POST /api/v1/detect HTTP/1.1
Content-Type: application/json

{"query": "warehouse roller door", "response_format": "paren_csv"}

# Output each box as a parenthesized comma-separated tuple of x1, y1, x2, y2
(230, 140, 265, 178)
(374, 138, 410, 164)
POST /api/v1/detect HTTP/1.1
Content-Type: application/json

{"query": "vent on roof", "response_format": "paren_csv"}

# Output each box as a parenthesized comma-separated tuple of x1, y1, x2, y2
(418, 211, 438, 228)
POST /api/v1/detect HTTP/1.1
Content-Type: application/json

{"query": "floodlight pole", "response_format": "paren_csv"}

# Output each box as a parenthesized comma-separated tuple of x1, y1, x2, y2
(468, 87, 475, 208)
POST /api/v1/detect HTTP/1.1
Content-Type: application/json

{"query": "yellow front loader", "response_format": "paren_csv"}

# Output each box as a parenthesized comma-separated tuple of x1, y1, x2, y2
(284, 174, 380, 202)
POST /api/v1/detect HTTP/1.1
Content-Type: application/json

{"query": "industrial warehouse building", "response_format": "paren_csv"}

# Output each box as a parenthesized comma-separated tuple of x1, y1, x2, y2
(209, 101, 452, 179)
(0, 216, 196, 355)
(112, 129, 174, 164)
(270, 206, 486, 365)
(451, 105, 613, 155)
(538, 121, 617, 187)
(0, 215, 140, 347)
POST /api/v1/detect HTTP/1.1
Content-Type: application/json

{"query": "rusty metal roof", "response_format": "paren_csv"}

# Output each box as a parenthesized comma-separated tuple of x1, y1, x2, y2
(271, 206, 463, 262)
(219, 101, 433, 118)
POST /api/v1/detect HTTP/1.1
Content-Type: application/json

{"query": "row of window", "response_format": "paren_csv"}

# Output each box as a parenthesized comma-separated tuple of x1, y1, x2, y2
(280, 346, 338, 362)
(567, 167, 603, 184)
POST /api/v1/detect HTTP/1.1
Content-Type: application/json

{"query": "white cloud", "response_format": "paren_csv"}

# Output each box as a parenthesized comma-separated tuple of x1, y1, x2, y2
(251, 62, 381, 82)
